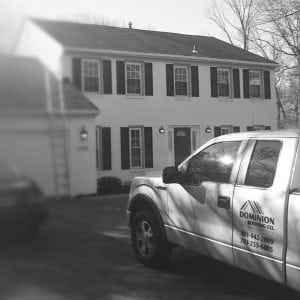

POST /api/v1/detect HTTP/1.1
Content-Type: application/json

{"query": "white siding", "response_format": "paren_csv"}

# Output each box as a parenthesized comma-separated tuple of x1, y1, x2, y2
(61, 55, 277, 182)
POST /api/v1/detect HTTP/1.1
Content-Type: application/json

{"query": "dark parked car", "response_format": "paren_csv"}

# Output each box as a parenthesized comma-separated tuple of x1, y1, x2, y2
(0, 164, 48, 234)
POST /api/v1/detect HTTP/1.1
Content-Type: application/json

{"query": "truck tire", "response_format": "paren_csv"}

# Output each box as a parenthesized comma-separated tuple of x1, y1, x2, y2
(131, 209, 172, 268)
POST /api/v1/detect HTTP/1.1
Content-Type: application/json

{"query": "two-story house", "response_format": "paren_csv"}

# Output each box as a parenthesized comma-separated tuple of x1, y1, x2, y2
(15, 18, 278, 183)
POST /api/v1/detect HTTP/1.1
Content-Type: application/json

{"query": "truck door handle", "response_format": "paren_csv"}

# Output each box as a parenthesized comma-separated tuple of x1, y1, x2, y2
(217, 196, 230, 209)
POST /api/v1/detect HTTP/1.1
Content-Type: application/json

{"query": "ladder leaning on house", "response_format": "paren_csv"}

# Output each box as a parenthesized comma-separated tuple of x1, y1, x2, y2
(44, 68, 71, 198)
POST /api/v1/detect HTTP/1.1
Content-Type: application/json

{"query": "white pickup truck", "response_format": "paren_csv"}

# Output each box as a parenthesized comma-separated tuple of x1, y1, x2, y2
(126, 130, 300, 291)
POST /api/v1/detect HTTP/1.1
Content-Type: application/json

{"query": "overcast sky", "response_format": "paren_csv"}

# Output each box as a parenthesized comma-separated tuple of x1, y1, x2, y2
(0, 0, 226, 52)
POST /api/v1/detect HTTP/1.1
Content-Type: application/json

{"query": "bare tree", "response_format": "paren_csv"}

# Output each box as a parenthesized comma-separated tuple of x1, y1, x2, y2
(73, 12, 126, 27)
(207, 0, 300, 123)
(254, 0, 300, 124)
(207, 0, 259, 50)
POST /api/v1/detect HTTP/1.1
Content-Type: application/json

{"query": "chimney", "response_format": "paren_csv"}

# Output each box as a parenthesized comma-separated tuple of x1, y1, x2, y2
(128, 22, 133, 29)
(192, 44, 198, 54)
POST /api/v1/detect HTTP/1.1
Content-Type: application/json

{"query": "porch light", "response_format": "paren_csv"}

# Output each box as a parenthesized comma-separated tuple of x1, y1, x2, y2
(159, 126, 165, 134)
(205, 125, 212, 133)
(80, 126, 88, 140)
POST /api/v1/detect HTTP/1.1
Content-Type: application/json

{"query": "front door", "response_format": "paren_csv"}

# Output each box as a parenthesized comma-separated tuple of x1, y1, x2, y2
(174, 128, 191, 166)
(232, 138, 297, 283)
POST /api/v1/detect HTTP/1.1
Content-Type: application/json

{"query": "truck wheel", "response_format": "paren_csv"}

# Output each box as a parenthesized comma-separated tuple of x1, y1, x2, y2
(131, 209, 172, 268)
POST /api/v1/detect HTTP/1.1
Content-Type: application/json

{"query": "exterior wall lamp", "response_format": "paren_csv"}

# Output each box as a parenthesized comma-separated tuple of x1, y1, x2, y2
(80, 126, 88, 140)
(159, 126, 165, 134)
(205, 125, 212, 134)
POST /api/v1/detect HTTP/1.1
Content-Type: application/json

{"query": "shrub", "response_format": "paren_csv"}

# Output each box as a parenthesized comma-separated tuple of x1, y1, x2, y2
(97, 176, 123, 195)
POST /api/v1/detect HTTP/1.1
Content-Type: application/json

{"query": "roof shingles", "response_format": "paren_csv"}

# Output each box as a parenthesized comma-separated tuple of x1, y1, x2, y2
(32, 18, 274, 64)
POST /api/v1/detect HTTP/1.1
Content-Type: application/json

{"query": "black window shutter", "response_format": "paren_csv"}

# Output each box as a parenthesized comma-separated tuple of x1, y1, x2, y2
(102, 127, 112, 170)
(214, 126, 221, 137)
(264, 71, 271, 99)
(264, 126, 271, 130)
(116, 61, 125, 94)
(247, 126, 253, 131)
(145, 63, 153, 96)
(72, 58, 82, 90)
(120, 127, 130, 169)
(191, 66, 199, 97)
(210, 67, 218, 97)
(233, 126, 240, 132)
(103, 60, 112, 94)
(144, 127, 153, 168)
(243, 69, 250, 99)
(233, 69, 240, 98)
(166, 64, 174, 96)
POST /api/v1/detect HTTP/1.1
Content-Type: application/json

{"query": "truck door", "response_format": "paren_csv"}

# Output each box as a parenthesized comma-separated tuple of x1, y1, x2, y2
(166, 139, 245, 265)
(286, 140, 300, 290)
(232, 138, 297, 284)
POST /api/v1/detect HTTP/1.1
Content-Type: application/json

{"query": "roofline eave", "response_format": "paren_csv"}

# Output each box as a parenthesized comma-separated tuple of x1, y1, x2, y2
(0, 109, 100, 117)
(64, 46, 279, 68)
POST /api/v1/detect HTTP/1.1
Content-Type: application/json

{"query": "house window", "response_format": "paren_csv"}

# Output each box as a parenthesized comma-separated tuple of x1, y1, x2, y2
(121, 127, 153, 170)
(253, 125, 264, 131)
(130, 128, 142, 168)
(249, 70, 261, 98)
(217, 69, 230, 97)
(247, 125, 271, 131)
(83, 59, 100, 93)
(174, 66, 188, 96)
(126, 62, 142, 95)
(221, 126, 232, 135)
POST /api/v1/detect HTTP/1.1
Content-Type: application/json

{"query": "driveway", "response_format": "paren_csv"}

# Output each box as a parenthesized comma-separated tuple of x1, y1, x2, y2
(0, 194, 298, 300)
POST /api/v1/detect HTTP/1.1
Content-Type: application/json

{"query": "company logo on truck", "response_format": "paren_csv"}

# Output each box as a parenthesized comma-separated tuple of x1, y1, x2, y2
(240, 201, 275, 231)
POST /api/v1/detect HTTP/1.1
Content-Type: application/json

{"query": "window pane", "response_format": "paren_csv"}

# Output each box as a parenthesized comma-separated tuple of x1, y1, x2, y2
(83, 61, 100, 93)
(96, 129, 99, 169)
(245, 141, 281, 188)
(131, 148, 141, 167)
(217, 69, 229, 97)
(250, 85, 260, 98)
(221, 127, 231, 135)
(291, 147, 300, 193)
(127, 79, 141, 94)
(218, 83, 229, 97)
(130, 129, 142, 168)
(175, 81, 188, 96)
(126, 63, 141, 95)
(174, 66, 188, 96)
(186, 142, 241, 183)
(249, 71, 261, 98)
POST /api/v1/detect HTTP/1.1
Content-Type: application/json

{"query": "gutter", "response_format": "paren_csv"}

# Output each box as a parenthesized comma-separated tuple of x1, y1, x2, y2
(64, 46, 279, 68)
(0, 109, 100, 117)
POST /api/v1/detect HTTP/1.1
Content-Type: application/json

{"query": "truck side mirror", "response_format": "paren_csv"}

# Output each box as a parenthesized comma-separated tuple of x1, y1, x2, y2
(163, 166, 182, 184)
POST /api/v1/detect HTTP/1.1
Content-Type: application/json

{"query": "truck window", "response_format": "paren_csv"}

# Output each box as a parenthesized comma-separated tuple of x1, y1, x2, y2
(186, 141, 241, 184)
(245, 140, 281, 188)
(291, 144, 300, 193)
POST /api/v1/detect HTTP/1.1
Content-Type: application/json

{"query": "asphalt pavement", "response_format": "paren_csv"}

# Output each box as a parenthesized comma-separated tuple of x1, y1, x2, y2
(0, 194, 299, 300)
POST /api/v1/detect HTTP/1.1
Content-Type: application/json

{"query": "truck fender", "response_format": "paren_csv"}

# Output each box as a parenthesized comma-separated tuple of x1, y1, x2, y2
(128, 187, 167, 240)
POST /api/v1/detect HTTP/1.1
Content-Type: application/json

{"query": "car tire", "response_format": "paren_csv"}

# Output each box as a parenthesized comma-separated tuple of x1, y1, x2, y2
(131, 209, 172, 268)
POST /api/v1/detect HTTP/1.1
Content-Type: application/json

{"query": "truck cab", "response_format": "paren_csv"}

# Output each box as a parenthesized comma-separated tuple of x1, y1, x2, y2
(127, 130, 300, 291)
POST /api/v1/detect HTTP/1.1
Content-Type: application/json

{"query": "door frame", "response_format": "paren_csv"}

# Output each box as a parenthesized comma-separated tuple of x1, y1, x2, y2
(167, 126, 200, 166)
